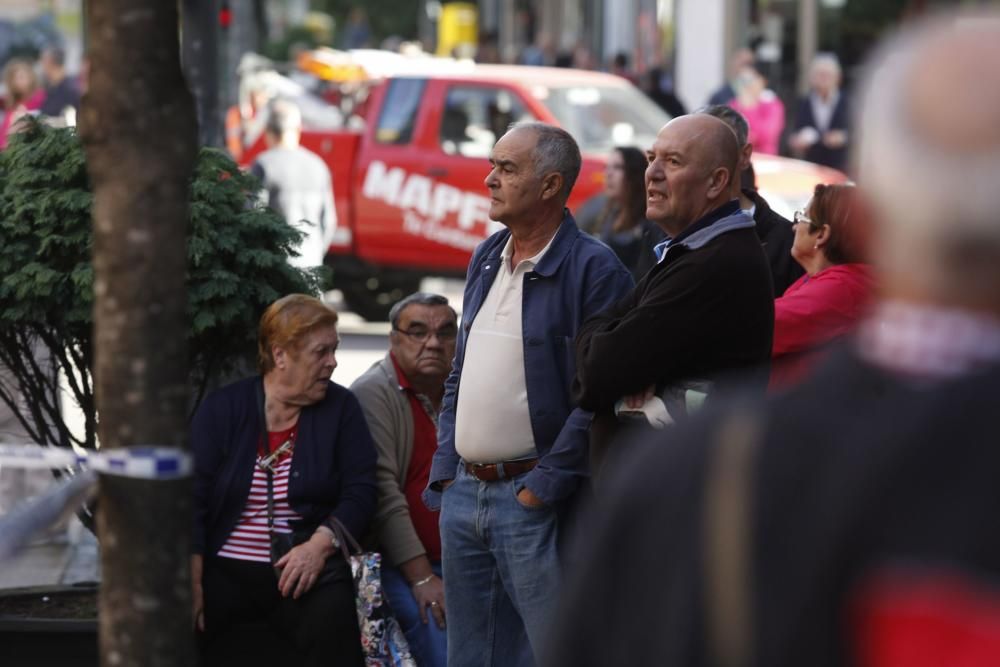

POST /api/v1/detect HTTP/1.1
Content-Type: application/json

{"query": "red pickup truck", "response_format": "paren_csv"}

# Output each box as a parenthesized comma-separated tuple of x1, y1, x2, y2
(242, 53, 845, 320)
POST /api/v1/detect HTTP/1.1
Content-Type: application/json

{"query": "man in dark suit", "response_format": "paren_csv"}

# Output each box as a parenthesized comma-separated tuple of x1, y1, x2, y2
(789, 54, 850, 171)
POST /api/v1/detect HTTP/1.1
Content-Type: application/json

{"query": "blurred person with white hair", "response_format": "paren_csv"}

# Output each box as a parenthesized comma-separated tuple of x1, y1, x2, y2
(226, 59, 277, 161)
(789, 54, 850, 170)
(251, 99, 337, 270)
(548, 12, 1000, 667)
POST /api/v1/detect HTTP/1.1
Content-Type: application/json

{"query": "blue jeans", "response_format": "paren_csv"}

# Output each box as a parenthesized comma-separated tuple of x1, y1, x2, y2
(440, 464, 561, 667)
(382, 562, 448, 667)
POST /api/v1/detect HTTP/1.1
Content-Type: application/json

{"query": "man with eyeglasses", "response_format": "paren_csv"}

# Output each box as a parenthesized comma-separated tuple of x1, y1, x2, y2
(350, 292, 458, 667)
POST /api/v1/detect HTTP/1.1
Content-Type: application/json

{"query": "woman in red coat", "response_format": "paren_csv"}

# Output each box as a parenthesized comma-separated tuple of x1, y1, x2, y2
(771, 184, 873, 388)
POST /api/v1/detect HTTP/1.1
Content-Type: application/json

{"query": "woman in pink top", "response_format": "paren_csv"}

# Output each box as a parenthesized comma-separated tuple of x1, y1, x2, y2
(1, 59, 45, 149)
(728, 66, 785, 155)
(771, 183, 873, 388)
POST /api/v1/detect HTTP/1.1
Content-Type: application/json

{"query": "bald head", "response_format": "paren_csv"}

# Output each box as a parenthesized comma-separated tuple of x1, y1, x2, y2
(857, 12, 1000, 312)
(664, 114, 741, 178)
(907, 29, 1000, 154)
(645, 114, 741, 236)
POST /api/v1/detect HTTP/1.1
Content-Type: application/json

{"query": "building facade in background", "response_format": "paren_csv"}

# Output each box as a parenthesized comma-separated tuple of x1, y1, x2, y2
(477, 0, 951, 116)
(1, 1, 970, 151)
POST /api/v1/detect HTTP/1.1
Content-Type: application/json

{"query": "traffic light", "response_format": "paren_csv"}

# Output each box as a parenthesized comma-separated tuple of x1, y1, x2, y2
(219, 1, 232, 30)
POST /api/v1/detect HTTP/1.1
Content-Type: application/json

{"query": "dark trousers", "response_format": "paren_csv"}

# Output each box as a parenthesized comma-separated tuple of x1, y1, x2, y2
(199, 555, 363, 667)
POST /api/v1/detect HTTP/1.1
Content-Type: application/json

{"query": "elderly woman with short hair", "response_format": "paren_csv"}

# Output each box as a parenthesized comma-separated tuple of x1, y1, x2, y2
(191, 294, 376, 666)
(771, 184, 874, 388)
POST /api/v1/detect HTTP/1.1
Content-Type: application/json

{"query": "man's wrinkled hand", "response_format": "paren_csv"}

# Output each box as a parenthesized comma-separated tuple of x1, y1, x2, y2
(823, 130, 847, 149)
(516, 486, 546, 508)
(412, 575, 447, 629)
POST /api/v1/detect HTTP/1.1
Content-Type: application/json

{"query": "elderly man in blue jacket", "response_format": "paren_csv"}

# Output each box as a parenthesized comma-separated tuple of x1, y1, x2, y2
(424, 122, 633, 666)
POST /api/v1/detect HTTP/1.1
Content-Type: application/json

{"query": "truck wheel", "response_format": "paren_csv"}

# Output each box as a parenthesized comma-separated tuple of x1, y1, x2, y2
(339, 277, 421, 322)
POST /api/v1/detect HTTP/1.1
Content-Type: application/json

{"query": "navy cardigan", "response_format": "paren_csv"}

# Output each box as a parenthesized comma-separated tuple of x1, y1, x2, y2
(192, 376, 377, 556)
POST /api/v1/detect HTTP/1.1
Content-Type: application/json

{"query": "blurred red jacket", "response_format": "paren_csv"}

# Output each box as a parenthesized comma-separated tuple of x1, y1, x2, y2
(770, 262, 874, 389)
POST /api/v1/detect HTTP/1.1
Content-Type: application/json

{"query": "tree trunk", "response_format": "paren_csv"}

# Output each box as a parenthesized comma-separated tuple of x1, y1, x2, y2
(182, 0, 223, 148)
(79, 1, 198, 665)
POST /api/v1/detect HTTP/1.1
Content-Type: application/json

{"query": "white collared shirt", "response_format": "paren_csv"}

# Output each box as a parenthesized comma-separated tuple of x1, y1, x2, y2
(455, 234, 555, 463)
(809, 91, 840, 132)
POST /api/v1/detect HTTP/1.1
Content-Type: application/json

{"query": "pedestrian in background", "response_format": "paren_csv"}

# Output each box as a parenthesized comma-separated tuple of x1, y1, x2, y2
(351, 293, 459, 667)
(706, 47, 755, 106)
(38, 46, 80, 123)
(1, 58, 44, 149)
(789, 54, 850, 171)
(425, 122, 632, 666)
(607, 51, 638, 85)
(549, 13, 1000, 666)
(728, 64, 785, 156)
(581, 146, 664, 282)
(642, 65, 687, 119)
(251, 99, 337, 270)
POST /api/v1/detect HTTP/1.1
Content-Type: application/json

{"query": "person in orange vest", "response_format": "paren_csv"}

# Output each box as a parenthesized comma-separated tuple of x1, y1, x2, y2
(226, 71, 274, 162)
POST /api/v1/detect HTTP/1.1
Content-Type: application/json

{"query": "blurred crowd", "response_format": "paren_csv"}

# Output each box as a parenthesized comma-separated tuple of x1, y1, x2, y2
(599, 45, 849, 171)
(479, 28, 851, 172)
(0, 46, 83, 149)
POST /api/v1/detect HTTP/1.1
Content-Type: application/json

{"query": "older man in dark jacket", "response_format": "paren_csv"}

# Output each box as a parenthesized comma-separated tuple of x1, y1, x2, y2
(574, 114, 774, 475)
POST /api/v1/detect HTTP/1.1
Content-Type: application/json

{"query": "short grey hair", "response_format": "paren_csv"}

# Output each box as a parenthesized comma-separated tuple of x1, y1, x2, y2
(389, 292, 456, 330)
(509, 121, 582, 201)
(697, 105, 749, 147)
(265, 99, 302, 138)
(810, 53, 842, 79)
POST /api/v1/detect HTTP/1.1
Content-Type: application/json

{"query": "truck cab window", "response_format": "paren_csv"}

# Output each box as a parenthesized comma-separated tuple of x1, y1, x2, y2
(375, 78, 427, 144)
(440, 87, 534, 157)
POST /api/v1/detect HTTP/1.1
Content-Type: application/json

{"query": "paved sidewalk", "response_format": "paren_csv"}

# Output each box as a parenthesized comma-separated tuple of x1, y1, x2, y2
(1, 463, 100, 591)
(0, 519, 99, 590)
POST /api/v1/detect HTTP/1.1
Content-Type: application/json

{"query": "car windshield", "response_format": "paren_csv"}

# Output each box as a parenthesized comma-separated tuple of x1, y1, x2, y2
(535, 83, 671, 154)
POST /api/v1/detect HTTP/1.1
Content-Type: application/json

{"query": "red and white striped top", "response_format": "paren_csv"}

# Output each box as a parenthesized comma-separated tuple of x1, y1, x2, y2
(218, 426, 302, 563)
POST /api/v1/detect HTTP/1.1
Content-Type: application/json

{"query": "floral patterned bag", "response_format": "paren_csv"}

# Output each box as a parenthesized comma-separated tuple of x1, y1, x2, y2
(330, 518, 416, 667)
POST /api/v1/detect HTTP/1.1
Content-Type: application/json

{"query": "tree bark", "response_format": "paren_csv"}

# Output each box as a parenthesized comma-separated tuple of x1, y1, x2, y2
(182, 0, 223, 148)
(79, 1, 198, 665)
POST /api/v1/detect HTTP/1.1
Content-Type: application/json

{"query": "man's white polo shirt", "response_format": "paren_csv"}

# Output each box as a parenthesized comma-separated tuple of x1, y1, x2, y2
(454, 233, 555, 463)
